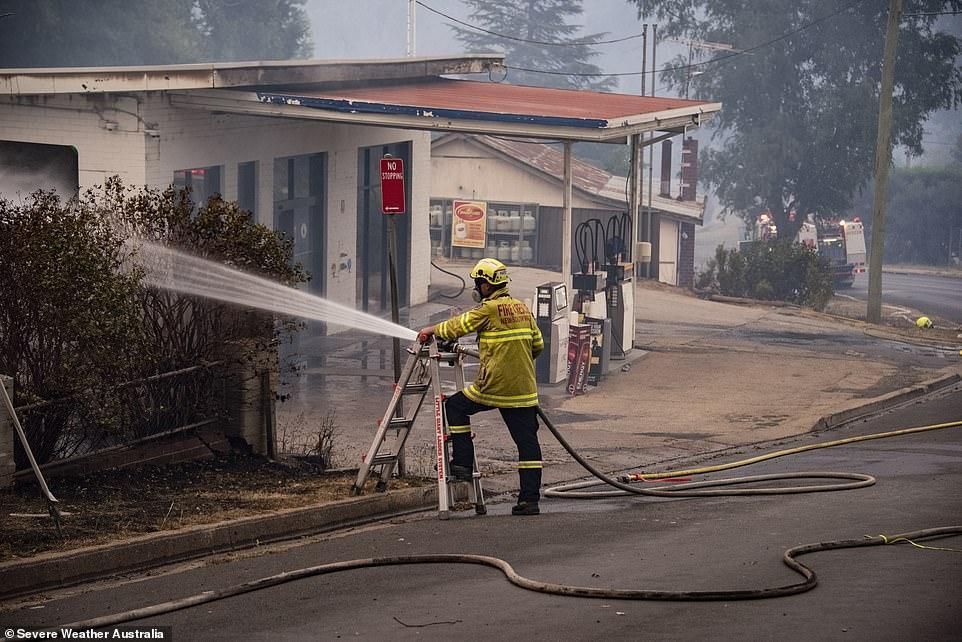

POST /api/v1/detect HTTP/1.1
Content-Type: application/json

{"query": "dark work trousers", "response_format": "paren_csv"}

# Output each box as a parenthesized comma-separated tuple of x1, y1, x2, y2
(445, 391, 543, 503)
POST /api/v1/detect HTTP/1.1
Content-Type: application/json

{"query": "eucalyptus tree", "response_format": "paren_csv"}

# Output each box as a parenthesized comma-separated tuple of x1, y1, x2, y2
(630, 0, 962, 238)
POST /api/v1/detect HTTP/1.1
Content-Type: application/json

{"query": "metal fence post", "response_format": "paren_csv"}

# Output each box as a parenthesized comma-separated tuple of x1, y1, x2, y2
(0, 375, 13, 487)
(261, 368, 277, 460)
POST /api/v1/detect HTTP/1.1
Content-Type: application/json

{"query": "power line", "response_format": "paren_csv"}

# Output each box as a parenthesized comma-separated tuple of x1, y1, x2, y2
(499, 0, 869, 78)
(416, 0, 645, 47)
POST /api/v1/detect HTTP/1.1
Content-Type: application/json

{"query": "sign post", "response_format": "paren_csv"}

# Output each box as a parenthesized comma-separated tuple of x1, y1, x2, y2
(380, 155, 406, 473)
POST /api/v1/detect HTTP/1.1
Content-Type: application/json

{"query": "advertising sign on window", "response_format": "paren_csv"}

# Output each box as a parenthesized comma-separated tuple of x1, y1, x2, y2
(451, 200, 487, 249)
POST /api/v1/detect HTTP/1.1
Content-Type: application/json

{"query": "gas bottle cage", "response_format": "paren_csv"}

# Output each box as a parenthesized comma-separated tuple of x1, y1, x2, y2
(351, 338, 486, 519)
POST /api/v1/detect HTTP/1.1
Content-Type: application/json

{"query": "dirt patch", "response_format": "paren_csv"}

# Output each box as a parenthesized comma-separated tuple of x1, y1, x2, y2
(814, 297, 960, 345)
(0, 455, 428, 562)
(825, 296, 958, 333)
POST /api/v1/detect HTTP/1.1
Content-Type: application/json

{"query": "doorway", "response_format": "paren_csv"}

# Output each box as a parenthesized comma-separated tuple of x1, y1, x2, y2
(356, 142, 411, 313)
(274, 153, 327, 329)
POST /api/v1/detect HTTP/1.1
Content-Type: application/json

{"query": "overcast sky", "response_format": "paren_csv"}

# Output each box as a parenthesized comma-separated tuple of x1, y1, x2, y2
(305, 0, 960, 165)
(304, 0, 673, 96)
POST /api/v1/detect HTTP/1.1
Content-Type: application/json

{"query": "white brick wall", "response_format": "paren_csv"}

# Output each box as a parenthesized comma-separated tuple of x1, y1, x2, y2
(431, 138, 600, 209)
(1, 92, 432, 309)
(0, 94, 147, 188)
(140, 95, 430, 306)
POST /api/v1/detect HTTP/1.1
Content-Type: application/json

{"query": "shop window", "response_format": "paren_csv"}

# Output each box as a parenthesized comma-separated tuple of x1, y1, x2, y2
(357, 142, 411, 312)
(430, 198, 539, 266)
(273, 153, 326, 297)
(0, 140, 78, 196)
(237, 161, 257, 216)
(173, 165, 222, 207)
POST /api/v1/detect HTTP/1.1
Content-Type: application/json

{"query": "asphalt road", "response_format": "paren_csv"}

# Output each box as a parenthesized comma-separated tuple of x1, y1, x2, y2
(847, 272, 962, 323)
(3, 387, 960, 641)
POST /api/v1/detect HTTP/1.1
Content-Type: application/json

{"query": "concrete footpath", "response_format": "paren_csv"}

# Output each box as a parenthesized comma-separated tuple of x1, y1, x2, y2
(2, 268, 960, 601)
(882, 264, 962, 279)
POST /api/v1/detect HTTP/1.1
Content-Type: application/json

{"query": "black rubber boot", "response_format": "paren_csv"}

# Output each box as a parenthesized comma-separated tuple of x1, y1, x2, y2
(511, 501, 540, 516)
(518, 468, 542, 505)
(448, 464, 473, 481)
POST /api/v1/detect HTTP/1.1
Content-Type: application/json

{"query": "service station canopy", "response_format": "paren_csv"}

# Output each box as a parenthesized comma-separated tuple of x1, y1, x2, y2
(1, 54, 719, 142)
(170, 76, 719, 142)
(1, 54, 720, 296)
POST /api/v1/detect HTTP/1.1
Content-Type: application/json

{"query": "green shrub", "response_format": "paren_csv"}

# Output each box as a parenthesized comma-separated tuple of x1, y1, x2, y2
(697, 240, 833, 309)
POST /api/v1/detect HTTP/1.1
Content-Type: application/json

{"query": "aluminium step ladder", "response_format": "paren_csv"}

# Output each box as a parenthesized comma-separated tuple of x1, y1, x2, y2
(351, 338, 486, 519)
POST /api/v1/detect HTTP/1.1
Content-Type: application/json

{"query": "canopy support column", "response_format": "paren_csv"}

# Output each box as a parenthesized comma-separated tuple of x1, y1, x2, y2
(562, 141, 573, 299)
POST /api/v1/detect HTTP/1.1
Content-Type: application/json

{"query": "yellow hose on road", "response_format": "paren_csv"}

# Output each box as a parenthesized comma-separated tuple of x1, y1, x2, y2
(627, 418, 962, 481)
(543, 415, 962, 498)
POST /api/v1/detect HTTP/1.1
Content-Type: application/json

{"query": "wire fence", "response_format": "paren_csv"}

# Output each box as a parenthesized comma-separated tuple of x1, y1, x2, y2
(12, 362, 226, 469)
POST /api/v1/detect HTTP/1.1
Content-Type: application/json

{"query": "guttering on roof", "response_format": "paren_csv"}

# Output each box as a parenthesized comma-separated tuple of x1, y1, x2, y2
(257, 91, 609, 130)
(170, 78, 721, 142)
(0, 55, 504, 96)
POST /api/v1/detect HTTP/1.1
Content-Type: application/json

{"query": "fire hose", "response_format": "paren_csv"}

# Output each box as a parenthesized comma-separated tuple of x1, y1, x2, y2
(10, 410, 960, 636)
(539, 410, 962, 498)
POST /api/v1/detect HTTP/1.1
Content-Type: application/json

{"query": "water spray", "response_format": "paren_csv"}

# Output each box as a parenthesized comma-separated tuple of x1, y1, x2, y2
(132, 240, 417, 341)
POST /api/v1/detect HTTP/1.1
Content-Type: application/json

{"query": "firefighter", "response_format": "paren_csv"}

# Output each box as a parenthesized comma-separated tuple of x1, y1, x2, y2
(417, 258, 545, 516)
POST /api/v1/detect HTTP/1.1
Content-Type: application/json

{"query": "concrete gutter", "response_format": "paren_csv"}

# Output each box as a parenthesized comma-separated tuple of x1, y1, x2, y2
(0, 485, 436, 601)
(814, 373, 961, 431)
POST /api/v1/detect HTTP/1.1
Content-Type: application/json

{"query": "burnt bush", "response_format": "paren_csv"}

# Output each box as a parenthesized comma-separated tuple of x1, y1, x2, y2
(0, 178, 307, 465)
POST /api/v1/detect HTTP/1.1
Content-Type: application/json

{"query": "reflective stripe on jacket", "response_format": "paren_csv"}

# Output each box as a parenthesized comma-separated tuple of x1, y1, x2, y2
(435, 289, 543, 408)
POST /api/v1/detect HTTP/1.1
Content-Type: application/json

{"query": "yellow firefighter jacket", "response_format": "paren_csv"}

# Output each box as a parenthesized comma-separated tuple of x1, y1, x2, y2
(435, 289, 544, 408)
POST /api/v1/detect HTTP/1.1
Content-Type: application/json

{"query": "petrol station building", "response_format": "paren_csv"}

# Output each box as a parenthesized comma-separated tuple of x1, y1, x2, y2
(430, 133, 706, 287)
(0, 53, 719, 344)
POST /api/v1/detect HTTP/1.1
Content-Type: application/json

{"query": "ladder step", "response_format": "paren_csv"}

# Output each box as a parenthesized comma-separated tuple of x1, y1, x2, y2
(389, 417, 415, 429)
(400, 383, 430, 394)
(370, 453, 398, 466)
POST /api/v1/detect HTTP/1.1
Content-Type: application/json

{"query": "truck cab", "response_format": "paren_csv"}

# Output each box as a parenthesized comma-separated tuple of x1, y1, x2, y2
(816, 218, 865, 289)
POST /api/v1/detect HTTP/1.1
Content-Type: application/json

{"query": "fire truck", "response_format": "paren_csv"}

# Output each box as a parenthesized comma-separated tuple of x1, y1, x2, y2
(742, 213, 867, 289)
(813, 218, 866, 289)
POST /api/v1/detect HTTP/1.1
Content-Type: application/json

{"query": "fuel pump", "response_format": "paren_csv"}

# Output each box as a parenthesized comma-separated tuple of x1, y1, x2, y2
(573, 219, 607, 318)
(603, 213, 634, 358)
(534, 281, 569, 384)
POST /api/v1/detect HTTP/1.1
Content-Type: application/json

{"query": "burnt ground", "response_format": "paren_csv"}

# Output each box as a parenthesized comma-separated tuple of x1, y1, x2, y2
(0, 455, 427, 562)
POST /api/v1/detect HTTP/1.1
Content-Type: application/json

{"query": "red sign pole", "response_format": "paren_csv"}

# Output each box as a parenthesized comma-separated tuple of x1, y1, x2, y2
(381, 156, 405, 473)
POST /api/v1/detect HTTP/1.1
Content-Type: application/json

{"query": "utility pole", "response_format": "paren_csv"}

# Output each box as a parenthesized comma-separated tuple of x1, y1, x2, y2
(665, 37, 738, 99)
(867, 0, 903, 324)
(638, 24, 648, 279)
(406, 0, 416, 57)
(645, 24, 657, 279)
(640, 24, 648, 96)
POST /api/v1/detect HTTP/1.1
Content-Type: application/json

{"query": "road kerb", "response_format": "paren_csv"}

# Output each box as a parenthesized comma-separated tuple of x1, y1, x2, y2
(814, 373, 961, 431)
(0, 485, 437, 602)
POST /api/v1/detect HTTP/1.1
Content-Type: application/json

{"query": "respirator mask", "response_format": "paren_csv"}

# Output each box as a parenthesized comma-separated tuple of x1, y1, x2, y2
(471, 278, 486, 303)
